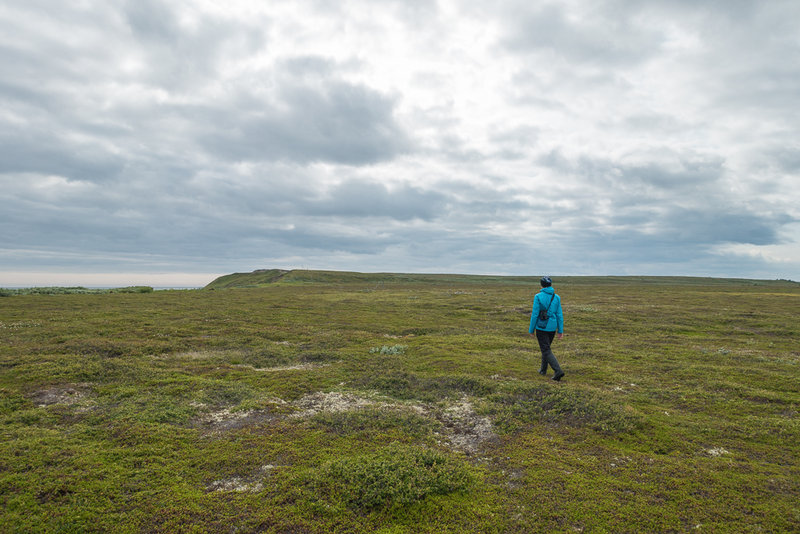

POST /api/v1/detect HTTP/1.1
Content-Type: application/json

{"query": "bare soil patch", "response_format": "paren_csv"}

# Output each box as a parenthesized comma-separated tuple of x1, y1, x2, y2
(437, 398, 495, 454)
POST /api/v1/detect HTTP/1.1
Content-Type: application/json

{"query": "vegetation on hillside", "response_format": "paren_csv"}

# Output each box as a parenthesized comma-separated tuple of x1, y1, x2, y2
(1, 272, 798, 532)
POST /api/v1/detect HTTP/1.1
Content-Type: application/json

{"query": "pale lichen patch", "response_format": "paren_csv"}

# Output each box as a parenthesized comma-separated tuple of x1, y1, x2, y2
(233, 362, 330, 372)
(289, 392, 375, 418)
(197, 407, 275, 432)
(206, 465, 277, 493)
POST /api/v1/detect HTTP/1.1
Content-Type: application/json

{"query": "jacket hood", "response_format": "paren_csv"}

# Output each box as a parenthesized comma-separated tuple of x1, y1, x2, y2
(540, 286, 555, 295)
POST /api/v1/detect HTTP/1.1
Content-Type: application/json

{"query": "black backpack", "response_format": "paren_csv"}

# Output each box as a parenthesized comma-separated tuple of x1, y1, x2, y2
(536, 293, 555, 328)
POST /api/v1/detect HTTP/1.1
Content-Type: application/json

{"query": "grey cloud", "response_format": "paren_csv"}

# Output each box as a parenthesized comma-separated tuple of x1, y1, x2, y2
(768, 148, 800, 173)
(619, 113, 686, 135)
(713, 64, 800, 121)
(0, 131, 123, 181)
(197, 79, 410, 165)
(657, 209, 783, 246)
(490, 125, 540, 145)
(306, 181, 446, 220)
(539, 150, 724, 193)
(266, 226, 393, 256)
(282, 56, 364, 78)
(500, 2, 665, 65)
(534, 150, 787, 249)
(1, 198, 124, 254)
(121, 0, 266, 90)
(553, 216, 778, 277)
(597, 205, 785, 248)
(1, 167, 444, 266)
(642, 2, 800, 121)
(124, 0, 179, 43)
(436, 181, 545, 224)
(175, 171, 446, 223)
(488, 125, 540, 159)
(617, 160, 724, 190)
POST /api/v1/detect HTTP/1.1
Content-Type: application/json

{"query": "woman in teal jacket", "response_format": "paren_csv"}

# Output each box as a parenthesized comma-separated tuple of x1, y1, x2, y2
(529, 276, 565, 381)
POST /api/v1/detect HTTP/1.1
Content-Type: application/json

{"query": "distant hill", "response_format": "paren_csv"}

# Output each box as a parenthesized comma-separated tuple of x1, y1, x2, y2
(204, 269, 540, 289)
(203, 269, 796, 290)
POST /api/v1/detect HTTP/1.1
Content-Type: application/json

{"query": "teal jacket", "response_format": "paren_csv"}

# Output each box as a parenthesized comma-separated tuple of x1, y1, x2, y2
(529, 287, 563, 333)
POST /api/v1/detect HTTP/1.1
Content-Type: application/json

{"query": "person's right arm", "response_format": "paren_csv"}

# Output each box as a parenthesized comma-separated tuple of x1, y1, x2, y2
(528, 294, 539, 334)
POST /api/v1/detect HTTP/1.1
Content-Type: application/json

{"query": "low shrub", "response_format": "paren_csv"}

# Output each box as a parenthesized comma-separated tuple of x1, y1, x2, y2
(310, 406, 438, 438)
(0, 391, 28, 415)
(313, 443, 475, 510)
(490, 383, 641, 434)
(111, 286, 154, 293)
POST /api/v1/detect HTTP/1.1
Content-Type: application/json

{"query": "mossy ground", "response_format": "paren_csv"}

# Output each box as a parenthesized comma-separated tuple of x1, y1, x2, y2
(1, 275, 798, 532)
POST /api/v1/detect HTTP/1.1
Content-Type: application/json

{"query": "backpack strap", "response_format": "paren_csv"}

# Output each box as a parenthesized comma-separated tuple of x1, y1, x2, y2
(540, 293, 555, 314)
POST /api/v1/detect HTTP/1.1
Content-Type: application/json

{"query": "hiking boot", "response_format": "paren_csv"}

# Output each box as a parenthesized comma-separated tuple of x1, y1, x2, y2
(552, 371, 565, 381)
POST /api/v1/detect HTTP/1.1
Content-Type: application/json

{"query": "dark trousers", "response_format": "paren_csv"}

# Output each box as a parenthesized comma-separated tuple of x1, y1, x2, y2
(535, 329, 562, 374)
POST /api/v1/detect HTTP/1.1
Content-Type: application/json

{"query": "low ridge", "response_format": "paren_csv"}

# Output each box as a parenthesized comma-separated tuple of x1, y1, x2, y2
(203, 269, 794, 290)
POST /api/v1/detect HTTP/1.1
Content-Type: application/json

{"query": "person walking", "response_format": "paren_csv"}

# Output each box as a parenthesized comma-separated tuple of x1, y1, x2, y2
(529, 276, 565, 381)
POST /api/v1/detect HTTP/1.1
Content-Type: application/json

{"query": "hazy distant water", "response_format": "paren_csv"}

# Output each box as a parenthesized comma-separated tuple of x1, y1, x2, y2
(1, 286, 202, 290)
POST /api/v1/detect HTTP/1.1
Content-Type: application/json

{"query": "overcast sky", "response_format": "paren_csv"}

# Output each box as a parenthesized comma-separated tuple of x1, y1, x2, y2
(2, 0, 799, 286)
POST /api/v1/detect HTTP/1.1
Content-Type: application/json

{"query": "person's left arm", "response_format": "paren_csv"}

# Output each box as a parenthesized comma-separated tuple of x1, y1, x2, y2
(555, 295, 564, 338)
